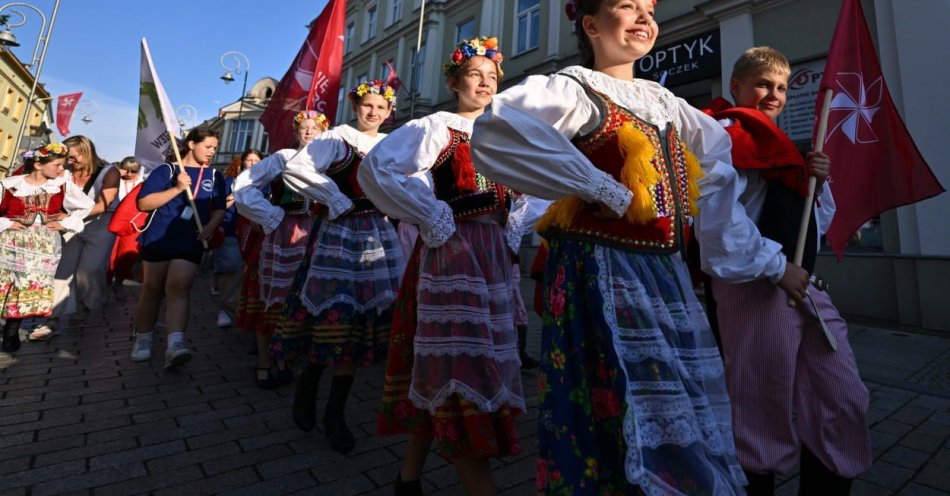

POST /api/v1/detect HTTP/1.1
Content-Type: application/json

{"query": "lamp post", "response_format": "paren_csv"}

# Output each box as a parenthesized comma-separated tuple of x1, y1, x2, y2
(0, 0, 61, 175)
(176, 104, 198, 135)
(219, 50, 250, 152)
(78, 99, 97, 124)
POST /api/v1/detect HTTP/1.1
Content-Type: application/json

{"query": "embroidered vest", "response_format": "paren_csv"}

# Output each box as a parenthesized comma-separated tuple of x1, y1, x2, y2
(432, 128, 509, 222)
(322, 141, 378, 216)
(268, 178, 311, 215)
(537, 84, 701, 254)
(0, 184, 67, 226)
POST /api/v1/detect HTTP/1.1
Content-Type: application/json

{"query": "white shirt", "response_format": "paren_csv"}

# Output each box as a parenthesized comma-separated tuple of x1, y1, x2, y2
(0, 174, 95, 234)
(232, 148, 297, 235)
(471, 66, 786, 283)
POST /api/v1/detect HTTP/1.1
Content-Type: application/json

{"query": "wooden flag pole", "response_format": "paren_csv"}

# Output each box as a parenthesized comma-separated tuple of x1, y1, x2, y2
(167, 134, 208, 249)
(788, 87, 834, 306)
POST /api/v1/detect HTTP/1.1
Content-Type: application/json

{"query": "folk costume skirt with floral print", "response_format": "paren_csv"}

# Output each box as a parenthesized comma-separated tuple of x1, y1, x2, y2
(377, 220, 524, 460)
(0, 224, 61, 319)
(272, 212, 403, 367)
(537, 238, 746, 496)
(238, 213, 312, 335)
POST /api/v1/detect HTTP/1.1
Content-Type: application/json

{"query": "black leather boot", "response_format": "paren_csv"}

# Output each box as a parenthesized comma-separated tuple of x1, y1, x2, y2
(517, 325, 538, 369)
(292, 364, 324, 432)
(799, 446, 853, 496)
(744, 470, 775, 496)
(323, 374, 356, 453)
(1, 319, 22, 353)
(393, 471, 423, 496)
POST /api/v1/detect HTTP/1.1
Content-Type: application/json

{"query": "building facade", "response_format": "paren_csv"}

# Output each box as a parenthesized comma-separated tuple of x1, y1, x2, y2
(207, 77, 278, 170)
(0, 50, 52, 178)
(339, 0, 950, 331)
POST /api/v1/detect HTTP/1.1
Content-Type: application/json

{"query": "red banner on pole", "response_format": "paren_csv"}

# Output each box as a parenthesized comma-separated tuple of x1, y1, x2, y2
(260, 0, 346, 153)
(384, 60, 403, 92)
(56, 92, 83, 137)
(818, 0, 944, 259)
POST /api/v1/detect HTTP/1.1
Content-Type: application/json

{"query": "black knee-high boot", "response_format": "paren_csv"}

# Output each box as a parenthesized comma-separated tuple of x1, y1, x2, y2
(293, 363, 324, 432)
(2, 319, 22, 353)
(323, 374, 355, 453)
(744, 471, 775, 496)
(517, 325, 538, 369)
(799, 446, 853, 496)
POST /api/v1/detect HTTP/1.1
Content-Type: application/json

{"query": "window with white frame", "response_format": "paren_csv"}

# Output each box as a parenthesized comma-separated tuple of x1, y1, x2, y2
(363, 5, 378, 42)
(228, 119, 255, 152)
(388, 0, 403, 26)
(455, 18, 475, 43)
(336, 87, 346, 124)
(357, 73, 369, 85)
(344, 22, 355, 53)
(514, 0, 540, 54)
(410, 43, 426, 94)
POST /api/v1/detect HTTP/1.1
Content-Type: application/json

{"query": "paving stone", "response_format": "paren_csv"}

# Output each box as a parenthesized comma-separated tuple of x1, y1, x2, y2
(88, 440, 186, 469)
(311, 447, 397, 483)
(238, 426, 303, 452)
(0, 431, 34, 449)
(91, 465, 205, 496)
(0, 460, 87, 490)
(30, 463, 147, 496)
(38, 414, 133, 441)
(900, 432, 947, 453)
(257, 449, 338, 480)
(0, 435, 86, 462)
(899, 482, 949, 496)
(217, 469, 318, 496)
(881, 445, 933, 471)
(146, 441, 243, 473)
(915, 459, 950, 490)
(850, 479, 895, 496)
(874, 419, 916, 438)
(871, 429, 901, 451)
(153, 467, 261, 496)
(138, 420, 226, 446)
(34, 438, 139, 468)
(308, 474, 376, 495)
(860, 460, 914, 490)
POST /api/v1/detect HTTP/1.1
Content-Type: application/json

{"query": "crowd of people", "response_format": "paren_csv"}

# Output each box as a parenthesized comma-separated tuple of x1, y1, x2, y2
(0, 0, 874, 494)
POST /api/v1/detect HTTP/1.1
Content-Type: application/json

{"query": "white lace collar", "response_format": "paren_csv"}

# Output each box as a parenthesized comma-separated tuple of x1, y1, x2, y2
(332, 124, 388, 155)
(430, 111, 473, 135)
(0, 174, 67, 197)
(559, 66, 676, 126)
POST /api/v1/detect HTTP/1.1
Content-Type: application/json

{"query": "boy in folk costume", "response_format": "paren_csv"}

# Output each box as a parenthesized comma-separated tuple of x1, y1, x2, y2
(703, 47, 871, 495)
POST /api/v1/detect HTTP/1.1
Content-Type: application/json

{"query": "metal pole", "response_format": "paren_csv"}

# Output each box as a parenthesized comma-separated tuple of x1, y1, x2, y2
(2, 0, 59, 174)
(238, 70, 247, 148)
(409, 0, 425, 120)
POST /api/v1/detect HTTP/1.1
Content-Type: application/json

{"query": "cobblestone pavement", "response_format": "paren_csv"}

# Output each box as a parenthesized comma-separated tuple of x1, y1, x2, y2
(1, 272, 948, 495)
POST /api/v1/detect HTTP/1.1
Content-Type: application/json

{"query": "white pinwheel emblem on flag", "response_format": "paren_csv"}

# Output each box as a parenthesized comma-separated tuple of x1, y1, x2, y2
(60, 97, 75, 108)
(826, 72, 883, 145)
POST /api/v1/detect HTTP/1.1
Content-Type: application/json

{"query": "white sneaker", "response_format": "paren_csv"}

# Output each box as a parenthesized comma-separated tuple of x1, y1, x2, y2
(130, 334, 153, 361)
(165, 342, 193, 369)
(209, 287, 220, 296)
(216, 310, 233, 328)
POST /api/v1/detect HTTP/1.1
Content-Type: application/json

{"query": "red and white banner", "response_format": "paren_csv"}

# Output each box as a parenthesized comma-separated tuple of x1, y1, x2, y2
(818, 0, 944, 259)
(384, 60, 403, 92)
(260, 0, 346, 153)
(56, 92, 83, 137)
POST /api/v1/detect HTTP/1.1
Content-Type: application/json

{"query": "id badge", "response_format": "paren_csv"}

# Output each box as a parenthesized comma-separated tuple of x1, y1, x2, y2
(180, 206, 194, 220)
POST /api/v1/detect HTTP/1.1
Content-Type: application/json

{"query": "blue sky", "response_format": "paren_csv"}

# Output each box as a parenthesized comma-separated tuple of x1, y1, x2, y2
(7, 0, 330, 161)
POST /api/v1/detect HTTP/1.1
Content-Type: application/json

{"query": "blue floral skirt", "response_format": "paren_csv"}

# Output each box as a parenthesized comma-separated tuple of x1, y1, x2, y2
(537, 237, 746, 495)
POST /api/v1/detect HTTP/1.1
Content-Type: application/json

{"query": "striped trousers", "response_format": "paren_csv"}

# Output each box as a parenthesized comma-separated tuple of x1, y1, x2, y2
(711, 278, 872, 478)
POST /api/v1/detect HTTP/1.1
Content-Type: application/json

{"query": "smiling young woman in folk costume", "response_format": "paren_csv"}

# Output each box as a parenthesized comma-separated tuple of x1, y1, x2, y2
(1, 143, 94, 353)
(471, 0, 811, 494)
(232, 112, 329, 389)
(273, 81, 404, 454)
(361, 37, 547, 496)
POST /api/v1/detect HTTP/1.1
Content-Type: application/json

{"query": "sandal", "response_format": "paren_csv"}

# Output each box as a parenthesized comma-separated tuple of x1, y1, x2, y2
(255, 367, 279, 390)
(28, 324, 58, 342)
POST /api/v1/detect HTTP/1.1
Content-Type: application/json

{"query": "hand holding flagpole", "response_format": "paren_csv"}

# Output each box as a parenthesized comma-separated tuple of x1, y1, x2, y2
(166, 133, 208, 250)
(788, 87, 833, 306)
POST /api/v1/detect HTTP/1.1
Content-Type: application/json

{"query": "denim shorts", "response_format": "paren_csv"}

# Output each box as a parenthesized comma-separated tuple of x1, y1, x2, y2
(213, 236, 242, 273)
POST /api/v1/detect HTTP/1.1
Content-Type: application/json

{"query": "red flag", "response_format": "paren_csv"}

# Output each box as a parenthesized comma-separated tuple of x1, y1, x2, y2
(818, 0, 944, 259)
(56, 92, 83, 137)
(384, 60, 403, 92)
(260, 0, 346, 153)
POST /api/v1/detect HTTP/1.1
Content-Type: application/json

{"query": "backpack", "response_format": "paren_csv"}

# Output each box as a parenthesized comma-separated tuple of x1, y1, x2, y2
(107, 165, 176, 237)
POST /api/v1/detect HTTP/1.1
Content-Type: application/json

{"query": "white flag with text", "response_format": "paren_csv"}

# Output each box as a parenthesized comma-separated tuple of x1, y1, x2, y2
(134, 38, 181, 170)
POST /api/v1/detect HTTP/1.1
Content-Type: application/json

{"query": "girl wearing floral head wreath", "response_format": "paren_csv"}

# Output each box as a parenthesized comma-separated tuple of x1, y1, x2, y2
(1, 143, 94, 353)
(469, 0, 809, 494)
(275, 80, 403, 454)
(232, 111, 328, 388)
(360, 36, 545, 496)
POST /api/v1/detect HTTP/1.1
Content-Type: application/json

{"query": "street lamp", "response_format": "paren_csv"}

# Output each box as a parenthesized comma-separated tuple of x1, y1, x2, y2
(78, 99, 97, 124)
(0, 0, 62, 176)
(176, 104, 197, 134)
(219, 50, 250, 122)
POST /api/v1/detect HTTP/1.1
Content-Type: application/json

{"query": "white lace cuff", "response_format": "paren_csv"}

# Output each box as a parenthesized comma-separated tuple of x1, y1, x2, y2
(60, 215, 86, 234)
(0, 218, 11, 234)
(326, 195, 354, 220)
(504, 214, 525, 254)
(261, 206, 286, 235)
(588, 172, 632, 218)
(420, 202, 456, 248)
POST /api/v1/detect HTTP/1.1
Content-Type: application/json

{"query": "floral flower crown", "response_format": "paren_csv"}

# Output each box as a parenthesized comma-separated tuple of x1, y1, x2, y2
(293, 110, 330, 131)
(32, 142, 69, 159)
(348, 80, 397, 108)
(444, 36, 504, 77)
(565, 0, 657, 22)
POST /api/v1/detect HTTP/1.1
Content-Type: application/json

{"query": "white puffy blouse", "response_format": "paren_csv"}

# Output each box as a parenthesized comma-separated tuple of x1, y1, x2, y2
(0, 173, 95, 234)
(471, 66, 786, 283)
(358, 111, 548, 252)
(232, 148, 297, 235)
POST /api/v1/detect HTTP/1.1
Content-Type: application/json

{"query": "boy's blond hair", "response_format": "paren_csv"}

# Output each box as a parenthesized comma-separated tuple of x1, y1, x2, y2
(731, 46, 791, 82)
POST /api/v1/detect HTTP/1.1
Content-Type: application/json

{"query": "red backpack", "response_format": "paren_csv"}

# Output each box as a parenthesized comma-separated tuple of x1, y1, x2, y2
(107, 182, 151, 236)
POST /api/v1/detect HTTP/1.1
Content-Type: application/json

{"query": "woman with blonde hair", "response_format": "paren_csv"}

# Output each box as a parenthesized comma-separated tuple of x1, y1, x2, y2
(30, 135, 118, 340)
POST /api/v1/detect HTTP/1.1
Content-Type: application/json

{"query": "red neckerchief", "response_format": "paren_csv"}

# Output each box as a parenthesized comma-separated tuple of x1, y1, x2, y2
(702, 97, 809, 197)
